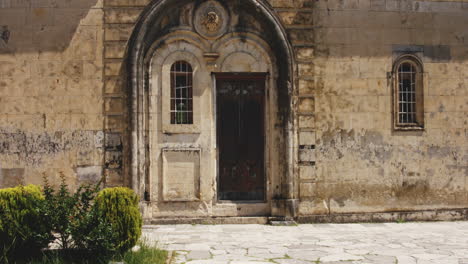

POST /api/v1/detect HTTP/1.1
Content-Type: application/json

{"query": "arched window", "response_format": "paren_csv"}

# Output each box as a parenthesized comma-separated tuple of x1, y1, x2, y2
(393, 56, 424, 130)
(170, 61, 193, 124)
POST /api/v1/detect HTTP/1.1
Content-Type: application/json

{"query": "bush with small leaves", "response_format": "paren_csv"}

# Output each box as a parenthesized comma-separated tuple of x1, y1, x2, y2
(0, 185, 53, 259)
(95, 187, 142, 253)
(42, 174, 102, 250)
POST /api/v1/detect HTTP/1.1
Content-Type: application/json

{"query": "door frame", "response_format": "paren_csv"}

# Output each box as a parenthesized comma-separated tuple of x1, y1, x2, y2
(213, 72, 270, 208)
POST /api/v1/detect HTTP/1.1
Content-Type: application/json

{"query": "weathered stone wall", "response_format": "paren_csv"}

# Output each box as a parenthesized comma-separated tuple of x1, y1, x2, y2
(1, 0, 467, 219)
(0, 0, 105, 188)
(295, 0, 468, 215)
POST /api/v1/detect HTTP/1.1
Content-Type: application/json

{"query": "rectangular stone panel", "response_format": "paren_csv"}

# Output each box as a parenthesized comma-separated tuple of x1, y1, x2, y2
(162, 149, 200, 202)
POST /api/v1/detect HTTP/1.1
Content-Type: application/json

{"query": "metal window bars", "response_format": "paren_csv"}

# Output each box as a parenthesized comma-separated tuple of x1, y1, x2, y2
(398, 62, 417, 124)
(170, 61, 193, 124)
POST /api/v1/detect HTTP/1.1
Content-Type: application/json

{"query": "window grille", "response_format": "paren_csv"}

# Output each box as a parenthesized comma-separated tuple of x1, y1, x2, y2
(397, 62, 417, 124)
(393, 55, 424, 130)
(170, 61, 193, 124)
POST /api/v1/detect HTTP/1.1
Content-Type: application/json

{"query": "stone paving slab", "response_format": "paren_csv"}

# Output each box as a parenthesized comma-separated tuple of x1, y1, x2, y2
(142, 221, 468, 264)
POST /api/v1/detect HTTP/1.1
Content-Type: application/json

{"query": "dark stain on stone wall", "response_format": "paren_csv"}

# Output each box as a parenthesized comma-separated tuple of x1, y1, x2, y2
(315, 128, 467, 209)
(0, 130, 102, 166)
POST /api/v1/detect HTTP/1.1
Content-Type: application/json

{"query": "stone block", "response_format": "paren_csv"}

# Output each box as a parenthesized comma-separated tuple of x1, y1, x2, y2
(104, 97, 124, 113)
(370, 0, 385, 11)
(76, 166, 102, 184)
(0, 61, 30, 78)
(300, 182, 317, 198)
(298, 63, 314, 76)
(105, 150, 122, 169)
(279, 11, 314, 26)
(269, 0, 298, 8)
(76, 149, 103, 166)
(299, 148, 315, 162)
(344, 0, 359, 9)
(104, 77, 124, 94)
(61, 60, 84, 81)
(296, 47, 314, 61)
(104, 0, 151, 7)
(83, 62, 104, 80)
(104, 41, 126, 59)
(6, 114, 44, 131)
(299, 165, 317, 181)
(298, 97, 315, 113)
(105, 24, 134, 41)
(70, 114, 104, 130)
(287, 29, 314, 43)
(104, 168, 123, 186)
(94, 131, 105, 148)
(26, 8, 55, 26)
(104, 61, 123, 76)
(356, 96, 379, 112)
(0, 9, 26, 26)
(0, 168, 25, 188)
(72, 41, 98, 61)
(105, 132, 122, 150)
(105, 115, 125, 130)
(299, 131, 316, 145)
(298, 79, 315, 94)
(331, 96, 354, 113)
(299, 115, 315, 129)
(104, 8, 142, 24)
(80, 9, 104, 26)
(45, 114, 71, 130)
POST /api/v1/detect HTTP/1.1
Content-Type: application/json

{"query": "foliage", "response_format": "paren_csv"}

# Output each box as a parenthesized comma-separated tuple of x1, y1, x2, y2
(0, 185, 53, 260)
(70, 204, 120, 255)
(95, 187, 143, 253)
(121, 242, 167, 264)
(42, 174, 101, 250)
(0, 178, 148, 263)
(6, 243, 167, 264)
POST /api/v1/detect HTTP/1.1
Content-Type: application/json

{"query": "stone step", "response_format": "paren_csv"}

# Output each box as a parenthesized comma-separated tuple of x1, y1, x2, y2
(145, 216, 270, 225)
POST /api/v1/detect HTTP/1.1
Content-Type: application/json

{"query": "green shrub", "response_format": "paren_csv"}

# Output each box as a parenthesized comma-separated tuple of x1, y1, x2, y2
(0, 185, 53, 258)
(70, 204, 119, 256)
(95, 187, 142, 253)
(42, 174, 101, 250)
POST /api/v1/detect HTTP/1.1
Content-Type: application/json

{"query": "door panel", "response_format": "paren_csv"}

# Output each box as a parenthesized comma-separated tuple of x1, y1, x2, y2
(217, 77, 265, 201)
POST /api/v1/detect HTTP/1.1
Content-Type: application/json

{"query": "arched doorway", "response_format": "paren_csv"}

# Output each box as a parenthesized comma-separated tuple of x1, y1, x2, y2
(126, 0, 296, 220)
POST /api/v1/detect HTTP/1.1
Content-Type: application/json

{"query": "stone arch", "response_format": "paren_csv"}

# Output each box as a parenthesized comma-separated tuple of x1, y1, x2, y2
(126, 0, 297, 217)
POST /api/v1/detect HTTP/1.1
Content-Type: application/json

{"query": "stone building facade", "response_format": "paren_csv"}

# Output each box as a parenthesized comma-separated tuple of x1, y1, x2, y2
(0, 0, 467, 223)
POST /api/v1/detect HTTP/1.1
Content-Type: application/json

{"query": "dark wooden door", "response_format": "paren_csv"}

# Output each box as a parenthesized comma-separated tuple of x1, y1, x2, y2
(217, 75, 265, 201)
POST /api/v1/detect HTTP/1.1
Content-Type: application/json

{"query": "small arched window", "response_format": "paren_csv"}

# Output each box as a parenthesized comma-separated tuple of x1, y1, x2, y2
(170, 61, 193, 124)
(393, 56, 424, 130)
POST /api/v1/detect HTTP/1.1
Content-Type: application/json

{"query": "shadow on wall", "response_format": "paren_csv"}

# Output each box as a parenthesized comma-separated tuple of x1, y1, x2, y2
(0, 0, 100, 53)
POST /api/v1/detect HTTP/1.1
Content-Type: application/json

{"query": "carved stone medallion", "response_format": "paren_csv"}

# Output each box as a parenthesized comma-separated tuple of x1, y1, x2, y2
(194, 0, 228, 39)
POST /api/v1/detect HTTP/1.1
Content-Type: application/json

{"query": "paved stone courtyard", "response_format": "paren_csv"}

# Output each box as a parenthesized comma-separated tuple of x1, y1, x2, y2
(142, 221, 468, 264)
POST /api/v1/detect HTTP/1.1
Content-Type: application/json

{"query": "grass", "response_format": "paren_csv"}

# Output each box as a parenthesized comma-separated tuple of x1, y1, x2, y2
(3, 243, 167, 264)
(120, 243, 167, 264)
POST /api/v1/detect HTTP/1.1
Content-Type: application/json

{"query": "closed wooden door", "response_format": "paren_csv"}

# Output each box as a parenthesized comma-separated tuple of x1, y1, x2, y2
(216, 74, 266, 201)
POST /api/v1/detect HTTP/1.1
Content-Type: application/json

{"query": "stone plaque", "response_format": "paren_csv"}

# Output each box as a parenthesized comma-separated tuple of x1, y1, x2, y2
(194, 0, 228, 39)
(162, 149, 200, 201)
